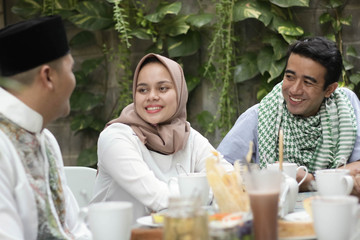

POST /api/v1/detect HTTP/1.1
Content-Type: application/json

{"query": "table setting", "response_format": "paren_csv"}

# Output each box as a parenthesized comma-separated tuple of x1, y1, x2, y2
(130, 136, 360, 240)
(84, 135, 360, 240)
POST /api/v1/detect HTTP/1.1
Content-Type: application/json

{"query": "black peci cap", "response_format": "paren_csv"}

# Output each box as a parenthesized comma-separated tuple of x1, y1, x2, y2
(0, 15, 69, 77)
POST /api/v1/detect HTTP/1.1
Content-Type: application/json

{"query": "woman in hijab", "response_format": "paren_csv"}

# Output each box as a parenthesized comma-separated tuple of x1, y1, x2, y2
(91, 53, 233, 219)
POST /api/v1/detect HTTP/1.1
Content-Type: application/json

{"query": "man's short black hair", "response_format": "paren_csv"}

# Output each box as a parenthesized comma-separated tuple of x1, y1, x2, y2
(287, 37, 343, 89)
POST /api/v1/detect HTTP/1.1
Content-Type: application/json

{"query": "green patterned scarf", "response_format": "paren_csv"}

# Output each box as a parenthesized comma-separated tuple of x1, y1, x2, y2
(258, 82, 357, 173)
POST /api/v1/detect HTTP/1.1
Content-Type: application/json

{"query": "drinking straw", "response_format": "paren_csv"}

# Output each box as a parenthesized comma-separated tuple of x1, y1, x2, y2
(279, 128, 284, 171)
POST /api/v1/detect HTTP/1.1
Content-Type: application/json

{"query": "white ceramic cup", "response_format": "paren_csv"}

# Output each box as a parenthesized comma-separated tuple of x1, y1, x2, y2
(315, 169, 354, 196)
(168, 172, 210, 205)
(267, 162, 308, 186)
(312, 195, 360, 240)
(86, 201, 133, 240)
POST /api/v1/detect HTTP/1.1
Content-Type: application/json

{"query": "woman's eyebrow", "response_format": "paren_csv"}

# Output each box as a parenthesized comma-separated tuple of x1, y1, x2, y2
(136, 83, 148, 87)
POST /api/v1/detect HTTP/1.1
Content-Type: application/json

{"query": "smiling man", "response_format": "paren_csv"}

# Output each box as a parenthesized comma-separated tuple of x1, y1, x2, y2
(0, 16, 91, 239)
(218, 37, 360, 194)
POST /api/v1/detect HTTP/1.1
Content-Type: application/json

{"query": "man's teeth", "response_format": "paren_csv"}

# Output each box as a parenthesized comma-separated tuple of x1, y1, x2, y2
(290, 97, 302, 102)
(147, 107, 161, 110)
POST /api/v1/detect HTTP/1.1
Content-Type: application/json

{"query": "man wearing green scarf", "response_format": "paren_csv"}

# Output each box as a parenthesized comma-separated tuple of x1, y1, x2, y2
(218, 37, 360, 195)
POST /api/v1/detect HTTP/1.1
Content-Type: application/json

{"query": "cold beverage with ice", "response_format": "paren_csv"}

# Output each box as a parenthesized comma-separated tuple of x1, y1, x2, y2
(245, 170, 282, 240)
(249, 191, 279, 240)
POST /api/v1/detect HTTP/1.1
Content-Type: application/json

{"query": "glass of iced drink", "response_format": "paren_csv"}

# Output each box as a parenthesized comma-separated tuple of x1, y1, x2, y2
(244, 169, 282, 240)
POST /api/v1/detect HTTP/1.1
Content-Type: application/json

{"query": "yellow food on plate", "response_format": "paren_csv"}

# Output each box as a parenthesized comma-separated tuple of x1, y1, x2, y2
(208, 212, 243, 222)
(278, 219, 315, 239)
(151, 213, 164, 224)
(205, 151, 250, 213)
(302, 196, 318, 220)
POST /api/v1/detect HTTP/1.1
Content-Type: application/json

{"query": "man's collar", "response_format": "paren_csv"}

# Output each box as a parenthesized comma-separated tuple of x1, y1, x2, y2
(0, 87, 43, 133)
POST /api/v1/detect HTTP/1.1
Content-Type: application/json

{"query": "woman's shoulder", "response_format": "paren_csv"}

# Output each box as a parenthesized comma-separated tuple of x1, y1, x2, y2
(99, 123, 135, 140)
(186, 126, 211, 144)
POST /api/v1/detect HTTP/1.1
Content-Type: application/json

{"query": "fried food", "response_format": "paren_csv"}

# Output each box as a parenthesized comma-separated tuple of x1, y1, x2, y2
(205, 151, 250, 213)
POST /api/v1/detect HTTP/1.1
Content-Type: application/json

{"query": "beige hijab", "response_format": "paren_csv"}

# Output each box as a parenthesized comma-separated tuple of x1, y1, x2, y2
(108, 53, 190, 154)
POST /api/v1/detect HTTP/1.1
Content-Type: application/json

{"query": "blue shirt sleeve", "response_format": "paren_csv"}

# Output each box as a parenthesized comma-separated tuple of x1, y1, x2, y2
(218, 88, 360, 165)
(342, 88, 360, 163)
(217, 104, 259, 164)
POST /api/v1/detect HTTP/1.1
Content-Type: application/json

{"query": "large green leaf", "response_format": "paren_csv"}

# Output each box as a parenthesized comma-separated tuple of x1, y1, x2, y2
(263, 34, 288, 61)
(282, 35, 298, 44)
(268, 58, 287, 82)
(319, 13, 332, 24)
(272, 16, 304, 36)
(11, 0, 41, 18)
(186, 13, 213, 28)
(53, 9, 76, 18)
(233, 1, 272, 26)
(340, 16, 352, 26)
(162, 16, 190, 37)
(167, 31, 200, 58)
(234, 53, 259, 83)
(69, 31, 96, 49)
(327, 0, 344, 8)
(257, 46, 273, 75)
(70, 92, 104, 111)
(69, 1, 113, 30)
(144, 2, 182, 23)
(55, 0, 77, 9)
(332, 19, 342, 33)
(270, 0, 310, 8)
(130, 28, 152, 40)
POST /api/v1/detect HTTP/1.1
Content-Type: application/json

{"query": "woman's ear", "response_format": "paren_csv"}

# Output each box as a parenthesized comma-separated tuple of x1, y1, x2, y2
(39, 64, 54, 90)
(325, 82, 338, 98)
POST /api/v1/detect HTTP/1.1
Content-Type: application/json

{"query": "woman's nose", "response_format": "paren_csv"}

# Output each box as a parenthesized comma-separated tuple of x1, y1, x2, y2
(148, 90, 159, 101)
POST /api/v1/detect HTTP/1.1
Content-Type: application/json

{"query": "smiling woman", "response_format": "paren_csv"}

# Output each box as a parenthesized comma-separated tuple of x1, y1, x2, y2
(90, 53, 233, 221)
(135, 58, 178, 125)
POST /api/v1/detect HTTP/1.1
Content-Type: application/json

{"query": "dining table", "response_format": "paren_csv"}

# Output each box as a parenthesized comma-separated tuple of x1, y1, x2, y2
(130, 191, 319, 240)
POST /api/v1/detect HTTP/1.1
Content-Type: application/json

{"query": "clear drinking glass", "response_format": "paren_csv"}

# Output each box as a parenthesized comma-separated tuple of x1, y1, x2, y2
(163, 196, 209, 240)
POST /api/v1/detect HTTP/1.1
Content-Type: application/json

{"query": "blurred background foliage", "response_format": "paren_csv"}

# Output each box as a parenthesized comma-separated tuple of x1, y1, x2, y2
(10, 0, 360, 166)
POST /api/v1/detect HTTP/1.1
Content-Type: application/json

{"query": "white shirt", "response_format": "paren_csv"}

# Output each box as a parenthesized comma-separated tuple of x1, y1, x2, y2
(91, 123, 233, 220)
(0, 88, 90, 240)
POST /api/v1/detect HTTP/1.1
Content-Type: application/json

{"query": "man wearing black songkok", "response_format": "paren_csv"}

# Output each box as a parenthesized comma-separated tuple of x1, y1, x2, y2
(0, 15, 91, 239)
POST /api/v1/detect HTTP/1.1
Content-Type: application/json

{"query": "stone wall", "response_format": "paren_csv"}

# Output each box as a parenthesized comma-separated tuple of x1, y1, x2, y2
(2, 0, 360, 166)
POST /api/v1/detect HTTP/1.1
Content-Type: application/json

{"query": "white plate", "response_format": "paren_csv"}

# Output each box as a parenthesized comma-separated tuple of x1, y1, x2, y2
(283, 211, 312, 222)
(136, 216, 162, 228)
(280, 236, 316, 240)
(279, 211, 316, 240)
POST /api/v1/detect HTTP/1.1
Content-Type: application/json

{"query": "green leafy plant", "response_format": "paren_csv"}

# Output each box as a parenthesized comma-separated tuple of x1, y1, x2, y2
(319, 0, 360, 92)
(10, 0, 360, 166)
(204, 0, 309, 136)
(10, 0, 214, 166)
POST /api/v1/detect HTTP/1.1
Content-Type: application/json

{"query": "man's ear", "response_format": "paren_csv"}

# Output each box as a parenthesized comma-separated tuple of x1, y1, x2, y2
(39, 64, 54, 90)
(325, 82, 338, 98)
